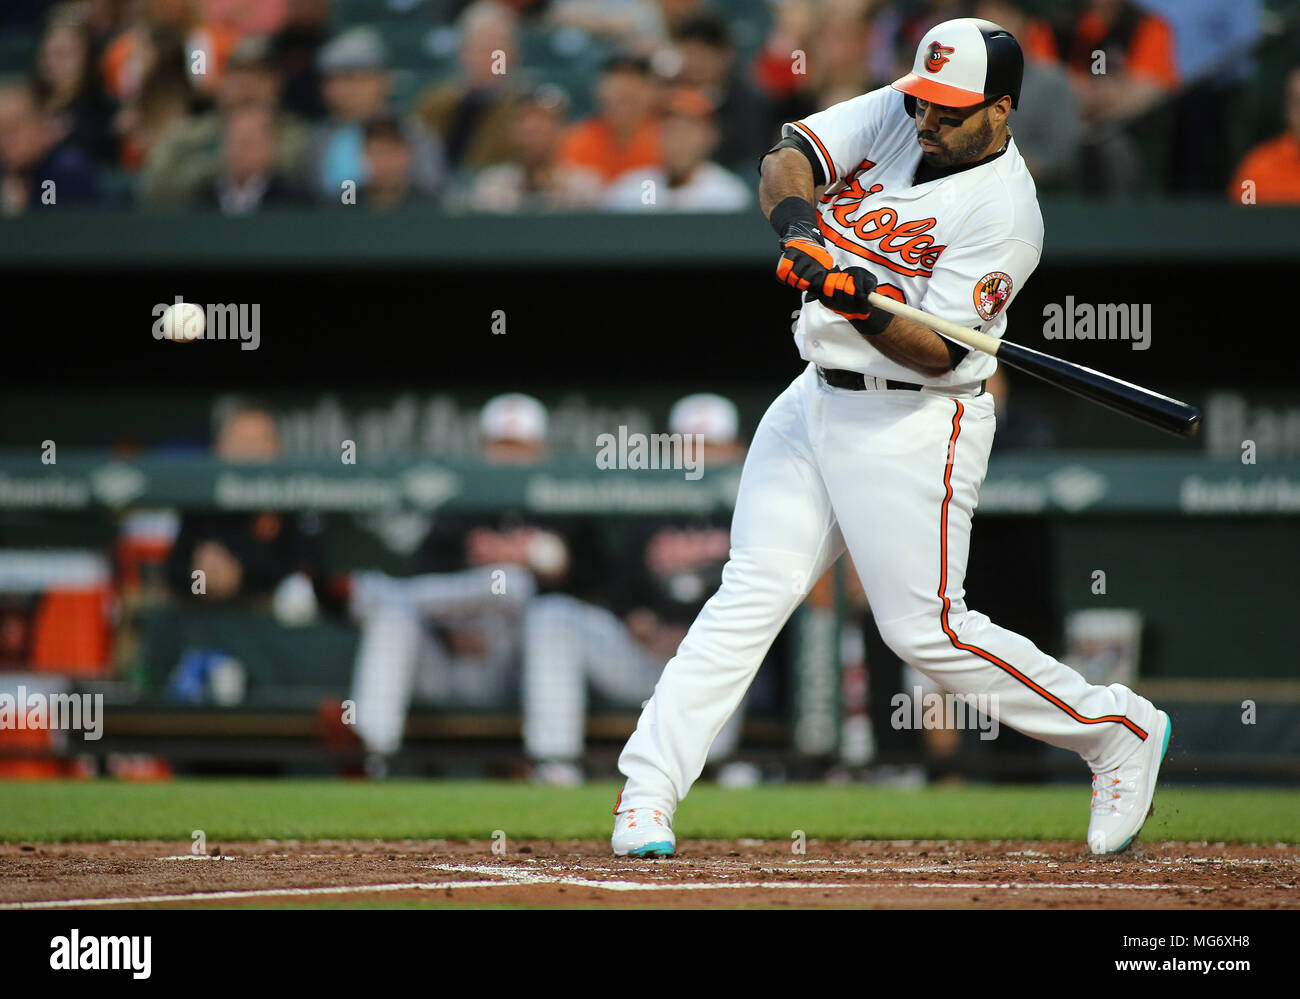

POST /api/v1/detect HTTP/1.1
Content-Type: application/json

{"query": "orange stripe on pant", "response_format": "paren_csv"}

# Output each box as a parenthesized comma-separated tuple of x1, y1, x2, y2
(936, 399, 1148, 742)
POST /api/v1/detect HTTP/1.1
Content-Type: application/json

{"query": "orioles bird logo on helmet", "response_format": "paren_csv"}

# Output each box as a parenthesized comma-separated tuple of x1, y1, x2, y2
(925, 41, 955, 73)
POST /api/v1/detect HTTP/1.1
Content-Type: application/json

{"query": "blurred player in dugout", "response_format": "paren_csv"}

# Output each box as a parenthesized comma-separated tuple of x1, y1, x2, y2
(524, 392, 749, 787)
(346, 392, 748, 782)
(144, 398, 345, 695)
(346, 393, 582, 776)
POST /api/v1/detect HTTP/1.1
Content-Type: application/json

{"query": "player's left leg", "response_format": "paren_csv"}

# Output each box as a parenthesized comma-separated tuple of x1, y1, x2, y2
(820, 386, 1168, 852)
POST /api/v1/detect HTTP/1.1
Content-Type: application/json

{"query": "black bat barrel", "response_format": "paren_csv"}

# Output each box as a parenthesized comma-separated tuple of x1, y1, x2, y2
(996, 340, 1201, 438)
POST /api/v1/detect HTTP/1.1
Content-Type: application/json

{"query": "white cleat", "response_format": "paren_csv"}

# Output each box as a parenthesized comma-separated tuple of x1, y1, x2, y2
(611, 807, 676, 858)
(1087, 710, 1171, 855)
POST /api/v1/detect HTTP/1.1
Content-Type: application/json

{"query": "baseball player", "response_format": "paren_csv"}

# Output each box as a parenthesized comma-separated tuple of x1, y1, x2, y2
(611, 18, 1170, 857)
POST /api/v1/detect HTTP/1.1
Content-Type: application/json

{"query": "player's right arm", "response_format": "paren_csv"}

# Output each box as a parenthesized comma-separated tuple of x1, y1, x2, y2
(758, 146, 816, 218)
(759, 89, 893, 299)
(760, 147, 835, 294)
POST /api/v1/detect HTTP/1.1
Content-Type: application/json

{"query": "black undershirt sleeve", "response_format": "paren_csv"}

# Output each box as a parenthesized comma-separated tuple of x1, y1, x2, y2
(758, 132, 826, 187)
(943, 338, 970, 369)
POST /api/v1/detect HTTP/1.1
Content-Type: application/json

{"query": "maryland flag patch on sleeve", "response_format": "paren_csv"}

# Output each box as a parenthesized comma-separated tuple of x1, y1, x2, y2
(974, 271, 1013, 321)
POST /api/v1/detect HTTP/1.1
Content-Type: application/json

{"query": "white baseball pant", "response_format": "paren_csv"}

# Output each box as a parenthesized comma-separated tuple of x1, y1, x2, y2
(617, 363, 1159, 812)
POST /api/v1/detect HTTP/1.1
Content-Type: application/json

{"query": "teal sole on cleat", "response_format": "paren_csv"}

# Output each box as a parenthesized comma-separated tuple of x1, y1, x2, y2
(628, 841, 675, 858)
(1107, 713, 1173, 855)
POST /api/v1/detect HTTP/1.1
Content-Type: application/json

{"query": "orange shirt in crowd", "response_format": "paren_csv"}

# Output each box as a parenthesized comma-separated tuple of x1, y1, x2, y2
(1032, 10, 1178, 89)
(556, 116, 662, 183)
(1023, 20, 1059, 64)
(1228, 134, 1300, 205)
(101, 20, 239, 100)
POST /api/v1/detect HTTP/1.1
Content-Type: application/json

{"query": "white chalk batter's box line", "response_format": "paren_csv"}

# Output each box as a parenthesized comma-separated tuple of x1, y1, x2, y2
(0, 860, 1229, 909)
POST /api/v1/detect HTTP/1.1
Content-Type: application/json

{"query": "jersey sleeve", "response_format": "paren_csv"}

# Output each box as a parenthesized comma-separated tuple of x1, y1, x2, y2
(917, 235, 1041, 341)
(780, 87, 895, 189)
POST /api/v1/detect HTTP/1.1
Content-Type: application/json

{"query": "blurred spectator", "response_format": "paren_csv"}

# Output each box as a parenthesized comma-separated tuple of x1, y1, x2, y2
(196, 102, 308, 212)
(144, 398, 342, 701)
(1142, 0, 1263, 193)
(142, 36, 310, 204)
(545, 0, 672, 55)
(554, 52, 662, 202)
(976, 0, 1081, 192)
(360, 115, 433, 210)
(83, 0, 135, 50)
(753, 0, 820, 134)
(670, 12, 769, 173)
(1033, 0, 1179, 194)
(415, 1, 521, 173)
(269, 0, 330, 120)
(0, 77, 101, 214)
(523, 391, 747, 785)
(109, 25, 195, 172)
(464, 85, 582, 211)
(856, 0, 965, 90)
(807, 0, 875, 111)
(311, 26, 445, 201)
(605, 86, 749, 211)
(33, 7, 118, 164)
(165, 399, 324, 604)
(203, 0, 288, 36)
(1139, 0, 1260, 83)
(100, 0, 239, 103)
(1228, 66, 1300, 206)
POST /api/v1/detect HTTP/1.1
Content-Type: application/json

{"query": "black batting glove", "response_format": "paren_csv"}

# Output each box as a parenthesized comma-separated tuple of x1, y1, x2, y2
(817, 266, 893, 336)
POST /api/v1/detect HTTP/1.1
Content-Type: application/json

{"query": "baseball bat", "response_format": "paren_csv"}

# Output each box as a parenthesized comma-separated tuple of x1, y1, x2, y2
(865, 293, 1201, 438)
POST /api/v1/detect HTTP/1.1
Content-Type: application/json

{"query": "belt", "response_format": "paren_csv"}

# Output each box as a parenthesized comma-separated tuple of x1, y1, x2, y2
(818, 367, 985, 396)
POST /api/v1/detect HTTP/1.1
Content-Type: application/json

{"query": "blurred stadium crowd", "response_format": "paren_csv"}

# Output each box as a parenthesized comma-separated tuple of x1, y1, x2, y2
(2, 0, 1299, 217)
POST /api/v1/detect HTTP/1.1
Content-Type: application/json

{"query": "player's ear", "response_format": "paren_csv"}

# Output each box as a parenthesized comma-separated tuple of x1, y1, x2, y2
(990, 94, 1013, 125)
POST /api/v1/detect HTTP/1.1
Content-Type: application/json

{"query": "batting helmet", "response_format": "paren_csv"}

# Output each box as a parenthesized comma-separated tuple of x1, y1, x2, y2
(892, 17, 1023, 113)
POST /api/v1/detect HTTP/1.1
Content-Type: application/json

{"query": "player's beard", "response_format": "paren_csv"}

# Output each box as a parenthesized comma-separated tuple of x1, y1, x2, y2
(918, 109, 994, 168)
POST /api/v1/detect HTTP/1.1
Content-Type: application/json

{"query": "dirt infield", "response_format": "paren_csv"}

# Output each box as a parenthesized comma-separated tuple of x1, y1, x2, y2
(1, 839, 1296, 909)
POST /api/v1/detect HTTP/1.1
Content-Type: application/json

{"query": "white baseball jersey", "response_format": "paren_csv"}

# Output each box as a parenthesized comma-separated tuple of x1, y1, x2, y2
(784, 85, 1044, 386)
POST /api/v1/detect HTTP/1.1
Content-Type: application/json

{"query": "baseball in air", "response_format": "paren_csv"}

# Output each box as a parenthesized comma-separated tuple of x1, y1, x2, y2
(161, 301, 205, 342)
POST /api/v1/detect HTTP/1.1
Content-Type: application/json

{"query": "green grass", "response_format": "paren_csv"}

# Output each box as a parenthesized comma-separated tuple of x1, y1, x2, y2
(0, 779, 1297, 844)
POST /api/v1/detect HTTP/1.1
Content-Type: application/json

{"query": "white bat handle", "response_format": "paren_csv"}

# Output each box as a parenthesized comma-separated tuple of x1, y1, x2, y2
(866, 292, 1004, 356)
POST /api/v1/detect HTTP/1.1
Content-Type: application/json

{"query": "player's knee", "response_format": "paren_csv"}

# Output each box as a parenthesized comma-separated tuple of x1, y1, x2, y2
(875, 614, 952, 667)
